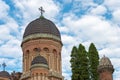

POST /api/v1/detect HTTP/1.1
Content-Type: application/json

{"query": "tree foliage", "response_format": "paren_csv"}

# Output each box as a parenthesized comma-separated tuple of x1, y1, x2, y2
(70, 44, 89, 80)
(70, 43, 99, 80)
(88, 43, 99, 80)
(70, 46, 78, 80)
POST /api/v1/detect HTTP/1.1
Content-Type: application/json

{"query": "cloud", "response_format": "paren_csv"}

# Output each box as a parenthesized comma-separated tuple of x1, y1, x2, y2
(104, 0, 120, 11)
(112, 10, 120, 24)
(90, 5, 107, 15)
(0, 0, 120, 80)
(12, 0, 60, 23)
(0, 39, 22, 58)
(0, 57, 22, 72)
(61, 12, 120, 79)
(0, 0, 9, 19)
(0, 0, 23, 73)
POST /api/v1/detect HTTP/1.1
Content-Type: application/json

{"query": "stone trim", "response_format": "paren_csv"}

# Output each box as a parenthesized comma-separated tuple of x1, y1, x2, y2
(30, 64, 49, 70)
(48, 71, 63, 79)
(98, 65, 114, 73)
(21, 33, 62, 46)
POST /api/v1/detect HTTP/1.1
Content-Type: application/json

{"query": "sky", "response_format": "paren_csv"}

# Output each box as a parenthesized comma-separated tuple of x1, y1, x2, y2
(0, 0, 120, 80)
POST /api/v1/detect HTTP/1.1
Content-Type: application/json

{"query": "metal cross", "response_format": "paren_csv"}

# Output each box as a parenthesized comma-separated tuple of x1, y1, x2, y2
(2, 62, 6, 71)
(39, 6, 45, 16)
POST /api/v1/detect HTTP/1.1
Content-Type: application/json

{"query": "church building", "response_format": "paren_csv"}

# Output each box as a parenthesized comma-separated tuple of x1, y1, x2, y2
(0, 7, 64, 80)
(0, 7, 114, 80)
(20, 7, 64, 80)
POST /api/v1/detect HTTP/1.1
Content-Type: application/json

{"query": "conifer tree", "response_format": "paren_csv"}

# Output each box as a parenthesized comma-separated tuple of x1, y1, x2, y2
(78, 44, 89, 80)
(70, 46, 78, 80)
(70, 44, 90, 80)
(88, 43, 99, 80)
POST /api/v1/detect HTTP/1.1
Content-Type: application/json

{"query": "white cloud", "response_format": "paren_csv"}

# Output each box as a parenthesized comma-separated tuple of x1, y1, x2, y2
(112, 10, 120, 24)
(90, 5, 107, 15)
(0, 0, 9, 19)
(62, 35, 75, 45)
(13, 0, 60, 23)
(104, 0, 120, 11)
(0, 39, 22, 58)
(0, 57, 22, 72)
(0, 0, 120, 80)
(62, 14, 120, 46)
(61, 13, 120, 79)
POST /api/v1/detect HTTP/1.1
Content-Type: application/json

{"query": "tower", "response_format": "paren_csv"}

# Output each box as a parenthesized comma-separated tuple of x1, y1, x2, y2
(20, 8, 63, 80)
(0, 63, 12, 80)
(98, 56, 114, 80)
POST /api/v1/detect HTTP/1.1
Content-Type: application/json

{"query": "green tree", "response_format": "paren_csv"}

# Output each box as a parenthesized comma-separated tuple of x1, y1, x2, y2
(88, 43, 99, 80)
(70, 44, 90, 80)
(70, 46, 78, 80)
(78, 44, 89, 80)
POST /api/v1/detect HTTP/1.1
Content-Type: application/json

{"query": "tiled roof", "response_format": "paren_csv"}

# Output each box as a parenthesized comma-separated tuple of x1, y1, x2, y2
(23, 17, 61, 39)
(31, 55, 48, 65)
(0, 71, 10, 78)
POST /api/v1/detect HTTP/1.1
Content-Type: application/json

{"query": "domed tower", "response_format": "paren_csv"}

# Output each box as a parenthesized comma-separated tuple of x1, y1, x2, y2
(20, 7, 63, 80)
(98, 55, 114, 80)
(0, 71, 11, 80)
(30, 54, 49, 80)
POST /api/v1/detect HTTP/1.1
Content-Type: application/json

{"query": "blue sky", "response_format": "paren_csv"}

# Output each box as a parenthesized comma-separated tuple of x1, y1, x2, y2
(0, 0, 120, 80)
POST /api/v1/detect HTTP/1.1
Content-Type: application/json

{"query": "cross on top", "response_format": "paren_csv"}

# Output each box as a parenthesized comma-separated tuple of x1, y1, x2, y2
(39, 6, 45, 17)
(2, 62, 6, 71)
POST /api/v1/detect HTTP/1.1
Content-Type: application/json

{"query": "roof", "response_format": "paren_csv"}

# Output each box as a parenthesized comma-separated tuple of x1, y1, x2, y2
(99, 55, 112, 66)
(98, 56, 114, 73)
(31, 55, 48, 66)
(0, 71, 10, 79)
(23, 17, 61, 39)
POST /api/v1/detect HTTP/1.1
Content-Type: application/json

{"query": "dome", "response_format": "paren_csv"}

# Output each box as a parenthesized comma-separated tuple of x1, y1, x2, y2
(98, 56, 114, 73)
(0, 71, 10, 78)
(23, 17, 61, 39)
(31, 55, 48, 66)
(99, 56, 112, 66)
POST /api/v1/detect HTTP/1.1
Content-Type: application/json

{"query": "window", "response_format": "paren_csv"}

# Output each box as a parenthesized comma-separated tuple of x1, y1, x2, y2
(33, 48, 41, 52)
(43, 47, 49, 53)
(53, 49, 57, 54)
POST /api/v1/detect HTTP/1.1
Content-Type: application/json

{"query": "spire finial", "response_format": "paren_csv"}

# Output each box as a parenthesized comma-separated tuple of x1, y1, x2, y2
(2, 62, 6, 71)
(39, 6, 45, 17)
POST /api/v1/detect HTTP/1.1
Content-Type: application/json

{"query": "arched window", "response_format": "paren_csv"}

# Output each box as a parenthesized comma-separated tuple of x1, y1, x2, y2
(33, 48, 41, 53)
(25, 50, 30, 71)
(33, 48, 41, 52)
(26, 50, 30, 59)
(43, 47, 49, 53)
(25, 50, 29, 57)
(53, 49, 57, 54)
(40, 73, 42, 80)
(36, 73, 38, 80)
(53, 49, 57, 71)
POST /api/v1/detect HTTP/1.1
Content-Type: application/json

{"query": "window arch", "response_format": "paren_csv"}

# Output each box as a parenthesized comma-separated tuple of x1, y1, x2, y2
(36, 73, 38, 79)
(25, 50, 30, 71)
(33, 48, 41, 52)
(25, 50, 29, 56)
(25, 50, 30, 59)
(53, 49, 57, 54)
(43, 47, 49, 53)
(53, 49, 57, 71)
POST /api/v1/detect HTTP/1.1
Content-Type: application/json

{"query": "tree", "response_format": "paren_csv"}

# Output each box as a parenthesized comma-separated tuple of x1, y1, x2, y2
(70, 44, 89, 80)
(70, 46, 78, 80)
(78, 44, 89, 80)
(88, 43, 99, 80)
(70, 43, 99, 80)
